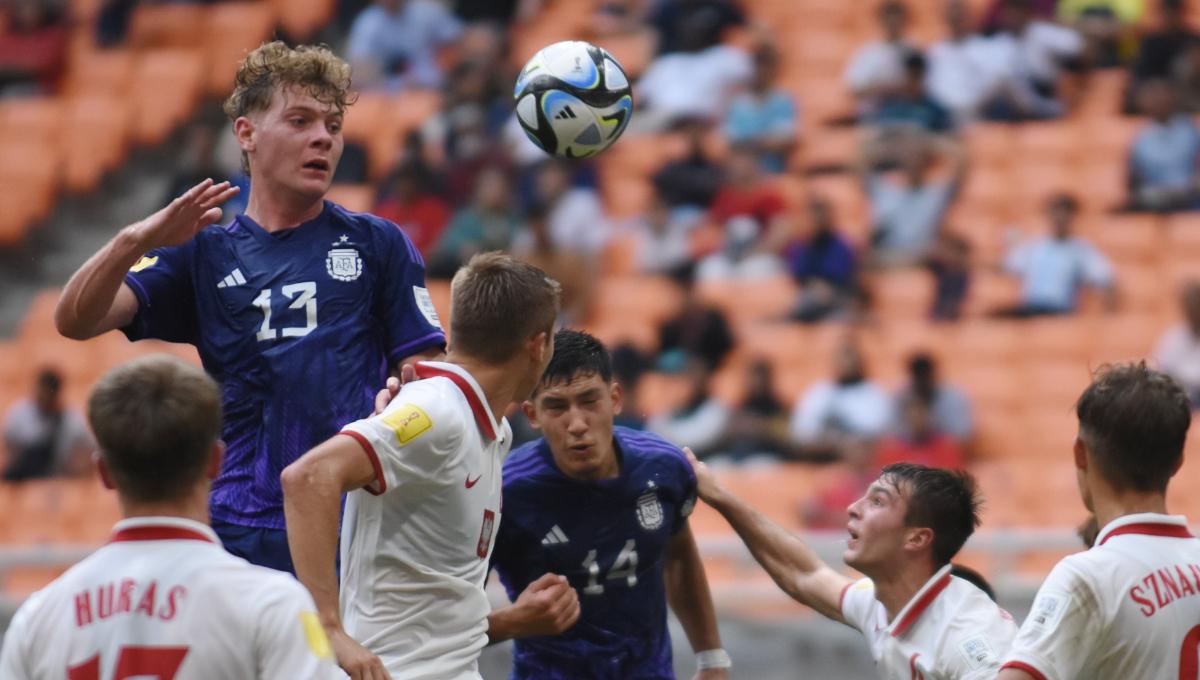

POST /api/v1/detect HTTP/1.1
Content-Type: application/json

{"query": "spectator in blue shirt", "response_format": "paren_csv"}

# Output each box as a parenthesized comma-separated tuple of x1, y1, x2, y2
(997, 193, 1116, 317)
(1128, 78, 1200, 212)
(786, 195, 860, 323)
(725, 44, 799, 173)
(346, 0, 463, 91)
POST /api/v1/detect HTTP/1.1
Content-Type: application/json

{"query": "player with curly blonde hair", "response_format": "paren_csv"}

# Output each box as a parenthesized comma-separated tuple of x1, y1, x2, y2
(56, 41, 447, 572)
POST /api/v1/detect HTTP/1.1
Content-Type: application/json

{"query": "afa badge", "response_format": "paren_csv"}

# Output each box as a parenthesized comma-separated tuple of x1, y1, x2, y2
(130, 255, 158, 273)
(326, 235, 362, 282)
(383, 404, 433, 445)
(636, 482, 664, 531)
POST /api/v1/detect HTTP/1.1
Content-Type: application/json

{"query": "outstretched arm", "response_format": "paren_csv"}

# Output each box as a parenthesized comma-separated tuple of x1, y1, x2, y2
(665, 523, 728, 680)
(55, 179, 238, 339)
(282, 435, 391, 680)
(684, 449, 852, 622)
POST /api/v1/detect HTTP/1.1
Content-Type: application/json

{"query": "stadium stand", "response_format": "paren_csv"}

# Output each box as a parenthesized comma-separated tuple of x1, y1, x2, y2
(3, 1, 1200, 660)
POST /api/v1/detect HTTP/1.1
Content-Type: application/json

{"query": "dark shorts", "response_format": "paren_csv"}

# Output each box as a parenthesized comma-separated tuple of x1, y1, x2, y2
(212, 519, 295, 574)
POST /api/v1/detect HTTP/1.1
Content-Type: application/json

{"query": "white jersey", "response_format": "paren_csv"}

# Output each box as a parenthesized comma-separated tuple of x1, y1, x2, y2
(0, 517, 337, 680)
(338, 361, 511, 679)
(1003, 513, 1200, 680)
(841, 564, 1018, 679)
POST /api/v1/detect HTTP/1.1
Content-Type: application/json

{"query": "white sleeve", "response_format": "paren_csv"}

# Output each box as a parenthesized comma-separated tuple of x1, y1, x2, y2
(1080, 244, 1114, 287)
(1002, 558, 1101, 680)
(339, 386, 463, 496)
(839, 578, 876, 631)
(0, 597, 34, 679)
(1004, 241, 1032, 275)
(253, 576, 342, 679)
(1155, 328, 1184, 375)
(844, 45, 880, 93)
(790, 384, 832, 444)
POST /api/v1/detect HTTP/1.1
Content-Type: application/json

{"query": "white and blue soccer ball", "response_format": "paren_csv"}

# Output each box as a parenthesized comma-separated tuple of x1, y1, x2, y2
(513, 41, 633, 159)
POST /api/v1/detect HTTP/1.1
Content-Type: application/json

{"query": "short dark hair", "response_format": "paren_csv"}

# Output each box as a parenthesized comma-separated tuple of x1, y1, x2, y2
(951, 564, 996, 601)
(36, 368, 61, 393)
(1075, 362, 1190, 493)
(881, 463, 982, 566)
(87, 355, 222, 503)
(1047, 192, 1080, 214)
(450, 252, 561, 363)
(538, 329, 612, 391)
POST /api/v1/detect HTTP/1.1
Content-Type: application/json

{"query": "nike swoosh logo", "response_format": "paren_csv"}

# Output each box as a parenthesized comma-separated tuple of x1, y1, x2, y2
(465, 474, 482, 489)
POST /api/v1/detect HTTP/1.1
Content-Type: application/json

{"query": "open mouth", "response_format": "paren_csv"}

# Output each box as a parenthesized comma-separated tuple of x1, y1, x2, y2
(302, 159, 330, 172)
(847, 527, 860, 541)
(569, 444, 592, 456)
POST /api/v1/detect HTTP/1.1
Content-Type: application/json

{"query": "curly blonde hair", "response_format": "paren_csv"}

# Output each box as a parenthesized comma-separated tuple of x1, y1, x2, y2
(223, 41, 356, 172)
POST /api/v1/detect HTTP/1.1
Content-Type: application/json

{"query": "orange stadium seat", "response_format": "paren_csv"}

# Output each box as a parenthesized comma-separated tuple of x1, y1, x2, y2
(128, 3, 208, 49)
(325, 184, 376, 213)
(64, 48, 135, 98)
(272, 0, 335, 41)
(205, 2, 278, 96)
(695, 276, 797, 324)
(130, 48, 205, 146)
(0, 97, 62, 149)
(61, 95, 131, 194)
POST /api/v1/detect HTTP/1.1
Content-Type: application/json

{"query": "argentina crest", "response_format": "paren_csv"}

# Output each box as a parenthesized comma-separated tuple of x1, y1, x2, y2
(326, 235, 363, 282)
(635, 482, 663, 531)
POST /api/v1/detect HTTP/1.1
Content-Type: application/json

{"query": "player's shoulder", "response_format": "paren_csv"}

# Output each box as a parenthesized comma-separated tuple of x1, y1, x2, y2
(326, 202, 421, 253)
(944, 576, 1017, 630)
(502, 439, 555, 486)
(615, 427, 693, 476)
(372, 377, 470, 441)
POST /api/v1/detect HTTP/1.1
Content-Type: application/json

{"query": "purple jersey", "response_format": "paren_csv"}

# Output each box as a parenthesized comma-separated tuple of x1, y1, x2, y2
(492, 427, 698, 680)
(122, 201, 445, 529)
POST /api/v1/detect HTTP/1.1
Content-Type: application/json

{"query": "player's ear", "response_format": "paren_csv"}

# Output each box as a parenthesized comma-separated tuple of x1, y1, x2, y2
(206, 441, 226, 481)
(529, 330, 550, 363)
(1073, 435, 1088, 473)
(522, 400, 541, 430)
(233, 116, 256, 153)
(95, 452, 116, 491)
(610, 380, 624, 416)
(907, 526, 933, 555)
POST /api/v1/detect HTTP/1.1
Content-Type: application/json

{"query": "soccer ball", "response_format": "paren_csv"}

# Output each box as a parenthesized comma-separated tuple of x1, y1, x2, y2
(513, 41, 633, 159)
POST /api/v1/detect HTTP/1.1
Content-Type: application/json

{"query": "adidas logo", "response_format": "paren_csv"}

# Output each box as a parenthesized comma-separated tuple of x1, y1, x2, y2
(541, 525, 569, 546)
(216, 268, 247, 289)
(554, 106, 577, 120)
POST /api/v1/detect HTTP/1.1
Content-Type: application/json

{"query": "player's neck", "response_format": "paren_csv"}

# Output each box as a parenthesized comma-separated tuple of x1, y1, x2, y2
(118, 490, 210, 527)
(244, 184, 324, 233)
(444, 353, 523, 427)
(1091, 487, 1170, 533)
(871, 562, 939, 622)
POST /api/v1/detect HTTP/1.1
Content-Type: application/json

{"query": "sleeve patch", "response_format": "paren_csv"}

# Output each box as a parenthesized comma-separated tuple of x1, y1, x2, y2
(299, 611, 332, 659)
(1026, 590, 1072, 631)
(130, 255, 158, 273)
(958, 635, 998, 671)
(382, 404, 433, 445)
(413, 286, 443, 329)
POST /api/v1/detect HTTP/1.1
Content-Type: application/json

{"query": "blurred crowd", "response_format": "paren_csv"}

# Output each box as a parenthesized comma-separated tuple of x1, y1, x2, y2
(10, 0, 1200, 527)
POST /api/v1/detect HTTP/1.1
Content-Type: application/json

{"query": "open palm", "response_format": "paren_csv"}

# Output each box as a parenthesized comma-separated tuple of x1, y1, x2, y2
(132, 179, 240, 250)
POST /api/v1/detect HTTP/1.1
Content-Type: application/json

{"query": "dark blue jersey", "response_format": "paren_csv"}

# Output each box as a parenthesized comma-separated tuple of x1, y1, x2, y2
(122, 201, 445, 529)
(492, 426, 698, 680)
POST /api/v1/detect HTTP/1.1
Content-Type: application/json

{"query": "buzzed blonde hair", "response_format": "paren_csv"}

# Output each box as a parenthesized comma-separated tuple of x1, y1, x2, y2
(223, 41, 355, 173)
(450, 252, 561, 363)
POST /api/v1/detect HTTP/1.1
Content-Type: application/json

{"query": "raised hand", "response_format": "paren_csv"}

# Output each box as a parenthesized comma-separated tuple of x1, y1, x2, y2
(683, 447, 724, 504)
(130, 179, 240, 251)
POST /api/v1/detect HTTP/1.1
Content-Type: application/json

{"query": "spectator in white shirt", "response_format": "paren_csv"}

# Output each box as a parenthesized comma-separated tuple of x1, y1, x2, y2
(647, 358, 731, 458)
(3, 368, 93, 481)
(789, 338, 892, 460)
(346, 0, 464, 91)
(514, 159, 609, 255)
(635, 13, 752, 129)
(927, 0, 1009, 124)
(1155, 281, 1200, 405)
(1127, 78, 1200, 212)
(988, 0, 1086, 119)
(998, 193, 1116, 317)
(631, 195, 701, 276)
(857, 130, 968, 266)
(844, 1, 916, 114)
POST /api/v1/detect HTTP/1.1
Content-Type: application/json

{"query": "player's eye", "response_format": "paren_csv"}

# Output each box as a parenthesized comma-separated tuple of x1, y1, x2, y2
(328, 121, 343, 133)
(290, 117, 306, 127)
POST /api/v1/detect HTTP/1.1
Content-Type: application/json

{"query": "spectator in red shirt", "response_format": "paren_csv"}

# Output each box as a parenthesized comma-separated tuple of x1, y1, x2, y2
(877, 392, 965, 469)
(801, 436, 880, 530)
(0, 0, 67, 95)
(373, 160, 451, 255)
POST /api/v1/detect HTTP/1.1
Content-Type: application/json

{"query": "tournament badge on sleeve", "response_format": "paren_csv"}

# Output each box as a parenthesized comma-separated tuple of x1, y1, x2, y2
(636, 481, 664, 531)
(326, 235, 363, 282)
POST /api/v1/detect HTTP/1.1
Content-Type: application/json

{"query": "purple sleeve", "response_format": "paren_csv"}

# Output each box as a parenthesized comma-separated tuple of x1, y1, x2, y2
(672, 448, 698, 535)
(120, 242, 198, 344)
(374, 224, 446, 366)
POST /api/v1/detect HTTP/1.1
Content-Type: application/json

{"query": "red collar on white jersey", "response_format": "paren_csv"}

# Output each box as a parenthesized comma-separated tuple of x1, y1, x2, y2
(109, 517, 218, 544)
(1096, 512, 1193, 546)
(889, 564, 954, 638)
(414, 361, 500, 441)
